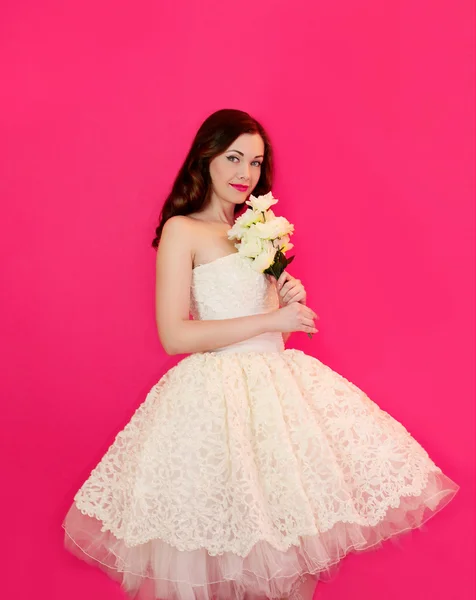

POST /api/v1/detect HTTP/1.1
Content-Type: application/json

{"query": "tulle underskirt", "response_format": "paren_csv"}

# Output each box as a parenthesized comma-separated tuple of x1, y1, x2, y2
(63, 469, 459, 600)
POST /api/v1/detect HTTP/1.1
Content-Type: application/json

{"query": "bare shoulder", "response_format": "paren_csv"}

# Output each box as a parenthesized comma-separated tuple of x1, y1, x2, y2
(159, 213, 232, 268)
(160, 214, 200, 249)
(160, 214, 197, 237)
(155, 216, 193, 274)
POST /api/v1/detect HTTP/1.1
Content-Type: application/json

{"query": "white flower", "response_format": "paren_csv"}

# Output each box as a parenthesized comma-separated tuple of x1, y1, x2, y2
(253, 216, 294, 240)
(282, 240, 294, 252)
(227, 189, 296, 276)
(251, 242, 277, 273)
(227, 208, 264, 240)
(273, 235, 294, 253)
(236, 207, 263, 228)
(227, 221, 245, 241)
(245, 191, 279, 212)
(237, 231, 265, 258)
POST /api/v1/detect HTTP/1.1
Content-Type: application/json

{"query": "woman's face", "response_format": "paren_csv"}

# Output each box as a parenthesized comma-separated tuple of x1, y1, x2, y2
(208, 133, 265, 207)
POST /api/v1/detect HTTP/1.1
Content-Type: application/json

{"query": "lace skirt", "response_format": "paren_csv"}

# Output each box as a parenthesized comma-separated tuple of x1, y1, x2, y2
(62, 349, 460, 600)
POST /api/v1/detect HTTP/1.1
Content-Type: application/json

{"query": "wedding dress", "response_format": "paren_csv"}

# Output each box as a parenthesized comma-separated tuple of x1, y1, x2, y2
(62, 251, 459, 600)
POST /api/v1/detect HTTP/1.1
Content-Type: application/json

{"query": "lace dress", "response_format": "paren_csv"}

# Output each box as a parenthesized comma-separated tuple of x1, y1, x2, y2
(62, 252, 460, 600)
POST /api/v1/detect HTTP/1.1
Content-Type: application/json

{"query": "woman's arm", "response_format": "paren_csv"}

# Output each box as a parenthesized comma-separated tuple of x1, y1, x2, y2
(155, 216, 279, 355)
(278, 294, 292, 345)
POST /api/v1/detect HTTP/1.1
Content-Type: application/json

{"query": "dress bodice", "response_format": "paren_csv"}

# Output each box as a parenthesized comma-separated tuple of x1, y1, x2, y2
(190, 252, 285, 354)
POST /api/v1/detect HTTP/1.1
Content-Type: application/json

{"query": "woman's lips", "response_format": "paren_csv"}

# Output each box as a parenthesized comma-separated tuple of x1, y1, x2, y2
(230, 184, 249, 192)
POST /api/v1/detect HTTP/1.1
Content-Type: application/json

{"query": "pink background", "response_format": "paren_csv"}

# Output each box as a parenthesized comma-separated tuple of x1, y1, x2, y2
(1, 1, 474, 599)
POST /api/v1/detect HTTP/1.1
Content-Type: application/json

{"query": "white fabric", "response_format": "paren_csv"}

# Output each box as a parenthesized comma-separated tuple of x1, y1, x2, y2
(63, 251, 459, 600)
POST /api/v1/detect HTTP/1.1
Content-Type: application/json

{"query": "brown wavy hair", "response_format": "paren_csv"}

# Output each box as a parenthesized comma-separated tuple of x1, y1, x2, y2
(151, 108, 274, 249)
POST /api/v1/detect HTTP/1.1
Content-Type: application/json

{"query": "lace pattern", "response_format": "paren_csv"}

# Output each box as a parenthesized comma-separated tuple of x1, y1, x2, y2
(72, 349, 449, 556)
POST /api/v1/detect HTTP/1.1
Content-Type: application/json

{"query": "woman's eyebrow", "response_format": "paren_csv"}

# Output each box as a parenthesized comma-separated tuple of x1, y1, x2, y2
(228, 149, 264, 158)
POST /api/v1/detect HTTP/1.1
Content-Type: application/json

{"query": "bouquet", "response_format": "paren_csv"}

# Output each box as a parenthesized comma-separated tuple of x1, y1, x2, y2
(227, 191, 312, 338)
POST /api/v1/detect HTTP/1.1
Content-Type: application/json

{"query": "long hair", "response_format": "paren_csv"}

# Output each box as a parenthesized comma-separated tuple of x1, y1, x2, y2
(151, 108, 274, 248)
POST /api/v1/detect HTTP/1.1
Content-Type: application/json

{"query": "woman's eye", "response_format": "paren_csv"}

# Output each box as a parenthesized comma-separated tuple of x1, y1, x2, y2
(227, 156, 262, 167)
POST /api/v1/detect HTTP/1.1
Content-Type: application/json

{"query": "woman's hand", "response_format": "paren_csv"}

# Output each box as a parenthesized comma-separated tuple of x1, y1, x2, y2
(274, 271, 319, 340)
(276, 271, 308, 307)
(269, 302, 319, 335)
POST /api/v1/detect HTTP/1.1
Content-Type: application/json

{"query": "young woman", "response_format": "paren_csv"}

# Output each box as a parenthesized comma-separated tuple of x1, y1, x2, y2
(62, 108, 460, 600)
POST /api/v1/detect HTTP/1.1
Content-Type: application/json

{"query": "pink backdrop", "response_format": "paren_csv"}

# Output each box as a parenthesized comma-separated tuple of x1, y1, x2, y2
(1, 1, 474, 599)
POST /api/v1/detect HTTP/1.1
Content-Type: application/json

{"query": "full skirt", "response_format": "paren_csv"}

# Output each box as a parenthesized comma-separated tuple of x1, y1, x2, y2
(62, 349, 459, 600)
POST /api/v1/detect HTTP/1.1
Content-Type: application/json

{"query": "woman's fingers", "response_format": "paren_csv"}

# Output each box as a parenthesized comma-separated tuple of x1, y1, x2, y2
(287, 291, 306, 304)
(304, 306, 319, 320)
(277, 270, 292, 289)
(279, 281, 296, 299)
(283, 287, 303, 303)
(282, 281, 305, 303)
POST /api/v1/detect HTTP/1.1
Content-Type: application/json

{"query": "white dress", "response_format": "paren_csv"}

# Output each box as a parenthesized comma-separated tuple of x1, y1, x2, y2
(62, 251, 459, 600)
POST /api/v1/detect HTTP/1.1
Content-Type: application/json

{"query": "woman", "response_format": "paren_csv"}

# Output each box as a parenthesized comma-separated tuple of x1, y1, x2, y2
(62, 108, 460, 600)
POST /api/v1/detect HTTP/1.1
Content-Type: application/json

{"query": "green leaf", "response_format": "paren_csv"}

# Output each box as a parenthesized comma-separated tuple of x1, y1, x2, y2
(263, 252, 296, 280)
(285, 254, 296, 266)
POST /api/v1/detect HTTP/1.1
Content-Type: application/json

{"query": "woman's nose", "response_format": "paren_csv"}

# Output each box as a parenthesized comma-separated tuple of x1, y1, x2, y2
(239, 165, 250, 180)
